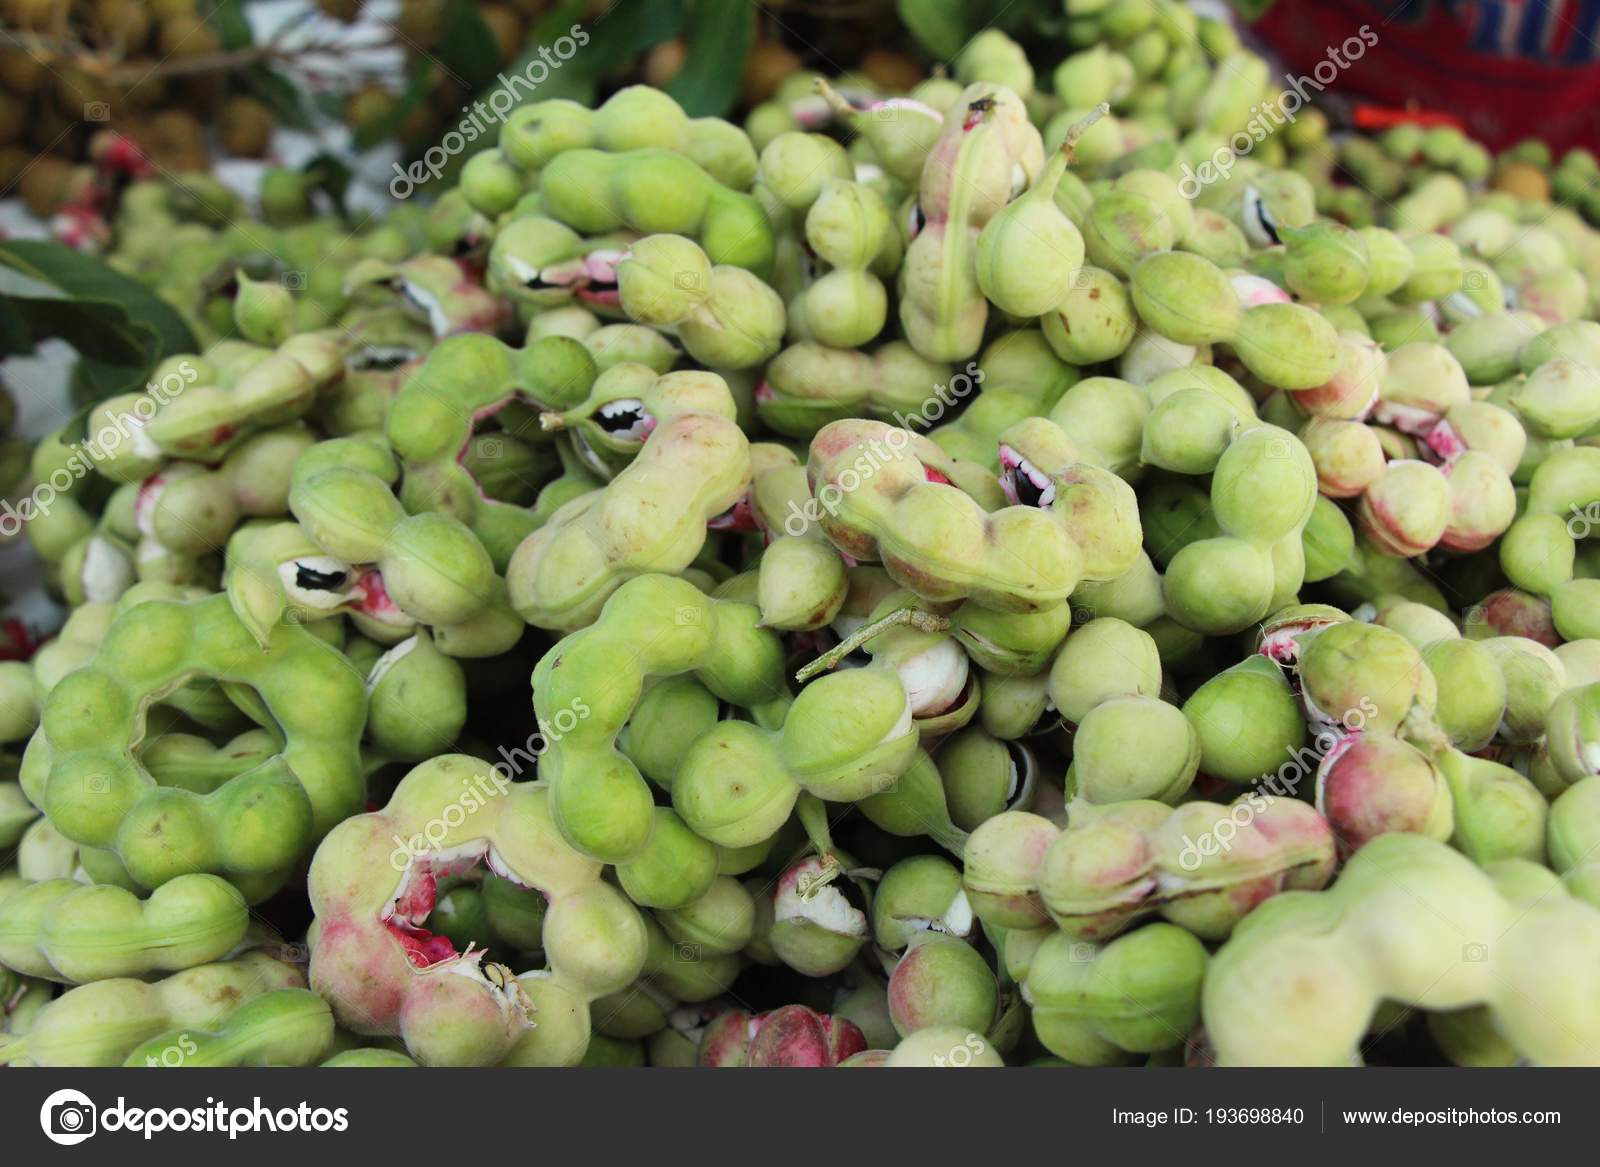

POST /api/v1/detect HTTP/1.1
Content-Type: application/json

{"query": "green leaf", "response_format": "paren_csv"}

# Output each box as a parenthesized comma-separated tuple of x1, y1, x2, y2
(437, 0, 503, 97)
(0, 241, 196, 402)
(360, 59, 435, 151)
(208, 0, 254, 51)
(664, 0, 754, 117)
(1227, 0, 1279, 20)
(504, 1, 686, 107)
(301, 152, 354, 218)
(899, 0, 968, 60)
(243, 63, 312, 130)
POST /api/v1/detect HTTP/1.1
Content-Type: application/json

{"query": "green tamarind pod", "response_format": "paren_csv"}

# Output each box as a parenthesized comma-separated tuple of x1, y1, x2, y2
(1301, 495, 1355, 582)
(1179, 207, 1249, 266)
(1279, 221, 1370, 305)
(616, 233, 786, 370)
(758, 131, 853, 212)
(1054, 44, 1133, 108)
(1046, 616, 1161, 724)
(1553, 579, 1600, 642)
(1163, 536, 1276, 636)
(1520, 319, 1600, 372)
(1181, 655, 1308, 785)
(900, 83, 1045, 361)
(1042, 265, 1137, 364)
(541, 148, 775, 276)
(788, 178, 893, 349)
(0, 873, 249, 983)
(1026, 924, 1207, 1064)
(887, 932, 997, 1038)
(1357, 226, 1415, 297)
(957, 29, 1035, 97)
(977, 669, 1052, 740)
(1082, 189, 1178, 278)
(1446, 311, 1546, 385)
(1069, 695, 1199, 804)
(1205, 834, 1600, 1066)
(814, 79, 944, 187)
(0, 951, 305, 1067)
(124, 988, 334, 1068)
(1231, 302, 1342, 390)
(233, 273, 294, 347)
(1512, 359, 1600, 440)
(1435, 749, 1548, 867)
(1129, 249, 1240, 345)
(976, 135, 1087, 317)
(756, 535, 848, 632)
(364, 629, 467, 762)
(1391, 233, 1464, 305)
(1210, 426, 1318, 545)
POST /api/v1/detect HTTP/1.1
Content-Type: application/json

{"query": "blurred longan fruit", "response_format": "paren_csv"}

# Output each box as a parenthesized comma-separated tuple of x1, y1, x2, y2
(53, 67, 116, 117)
(148, 0, 199, 18)
(644, 39, 687, 88)
(219, 95, 274, 157)
(743, 40, 802, 104)
(400, 102, 438, 142)
(28, 103, 80, 150)
(0, 91, 22, 145)
(0, 51, 46, 94)
(150, 108, 205, 148)
(315, 0, 366, 21)
(158, 12, 221, 57)
(430, 76, 469, 115)
(0, 145, 28, 189)
(396, 0, 449, 46)
(151, 146, 209, 172)
(479, 4, 525, 65)
(861, 48, 922, 93)
(0, 0, 66, 31)
(19, 157, 91, 217)
(345, 83, 396, 136)
(173, 75, 225, 112)
(121, 74, 168, 110)
(1494, 162, 1551, 202)
(90, 0, 153, 48)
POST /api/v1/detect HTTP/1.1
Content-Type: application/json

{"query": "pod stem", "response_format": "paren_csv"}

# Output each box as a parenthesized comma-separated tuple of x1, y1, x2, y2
(813, 77, 858, 121)
(795, 605, 952, 683)
(1402, 703, 1454, 759)
(1054, 102, 1109, 169)
(796, 792, 835, 858)
(794, 849, 843, 900)
(931, 821, 971, 858)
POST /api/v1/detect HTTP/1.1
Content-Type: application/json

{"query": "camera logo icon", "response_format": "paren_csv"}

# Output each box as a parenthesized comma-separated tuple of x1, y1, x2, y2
(83, 102, 109, 123)
(40, 1088, 97, 1145)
